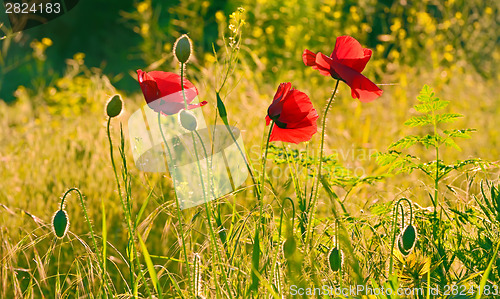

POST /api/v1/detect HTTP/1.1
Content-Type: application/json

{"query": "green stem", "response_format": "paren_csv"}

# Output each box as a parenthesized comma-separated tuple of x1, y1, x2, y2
(180, 63, 188, 109)
(432, 109, 439, 211)
(107, 117, 136, 294)
(59, 187, 112, 296)
(306, 80, 340, 245)
(250, 121, 274, 293)
(191, 129, 233, 298)
(388, 198, 412, 275)
(157, 112, 193, 297)
(179, 62, 232, 297)
(260, 121, 274, 196)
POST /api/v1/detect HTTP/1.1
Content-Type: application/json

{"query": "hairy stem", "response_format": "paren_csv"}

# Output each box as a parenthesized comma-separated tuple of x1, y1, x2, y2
(306, 80, 340, 245)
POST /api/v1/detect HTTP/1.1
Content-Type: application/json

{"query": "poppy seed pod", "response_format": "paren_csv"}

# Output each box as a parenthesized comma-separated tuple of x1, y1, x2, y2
(398, 224, 417, 255)
(52, 209, 69, 239)
(328, 247, 343, 272)
(178, 109, 198, 131)
(106, 94, 123, 118)
(173, 34, 193, 64)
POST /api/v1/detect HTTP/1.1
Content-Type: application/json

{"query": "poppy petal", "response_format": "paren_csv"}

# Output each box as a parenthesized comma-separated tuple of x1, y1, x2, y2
(331, 36, 372, 73)
(159, 100, 208, 116)
(268, 82, 292, 117)
(148, 71, 198, 103)
(278, 89, 315, 125)
(303, 49, 317, 67)
(137, 69, 202, 115)
(330, 59, 383, 102)
(285, 109, 319, 129)
(269, 123, 317, 144)
(265, 115, 272, 126)
(187, 101, 208, 110)
(334, 48, 372, 73)
(315, 52, 335, 77)
(137, 69, 161, 103)
(332, 36, 365, 60)
(317, 54, 382, 102)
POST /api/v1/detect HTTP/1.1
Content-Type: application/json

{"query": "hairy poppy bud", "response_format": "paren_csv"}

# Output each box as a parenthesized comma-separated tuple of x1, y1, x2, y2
(106, 94, 123, 118)
(178, 109, 198, 131)
(173, 34, 193, 64)
(398, 224, 417, 255)
(52, 209, 69, 238)
(328, 247, 343, 272)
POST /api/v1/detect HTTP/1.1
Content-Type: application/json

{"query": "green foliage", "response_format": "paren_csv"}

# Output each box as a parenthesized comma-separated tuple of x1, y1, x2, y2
(376, 85, 485, 180)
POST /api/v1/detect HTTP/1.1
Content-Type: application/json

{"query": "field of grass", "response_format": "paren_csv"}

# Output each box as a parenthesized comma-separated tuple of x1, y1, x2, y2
(1, 0, 499, 298)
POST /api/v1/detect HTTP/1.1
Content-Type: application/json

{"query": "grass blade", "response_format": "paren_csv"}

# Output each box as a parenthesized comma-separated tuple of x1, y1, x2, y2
(475, 241, 500, 299)
(138, 234, 163, 298)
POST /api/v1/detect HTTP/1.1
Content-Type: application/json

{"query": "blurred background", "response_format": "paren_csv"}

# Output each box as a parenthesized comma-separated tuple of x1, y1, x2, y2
(0, 0, 498, 295)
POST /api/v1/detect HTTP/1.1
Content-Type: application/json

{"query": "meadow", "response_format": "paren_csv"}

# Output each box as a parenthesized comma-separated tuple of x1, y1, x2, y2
(0, 0, 499, 298)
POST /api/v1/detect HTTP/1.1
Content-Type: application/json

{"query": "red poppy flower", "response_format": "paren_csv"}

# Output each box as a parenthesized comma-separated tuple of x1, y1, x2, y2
(137, 69, 207, 115)
(303, 36, 383, 102)
(266, 82, 319, 144)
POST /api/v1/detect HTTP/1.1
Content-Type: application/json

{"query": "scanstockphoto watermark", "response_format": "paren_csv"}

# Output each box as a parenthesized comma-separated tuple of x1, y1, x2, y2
(289, 285, 424, 297)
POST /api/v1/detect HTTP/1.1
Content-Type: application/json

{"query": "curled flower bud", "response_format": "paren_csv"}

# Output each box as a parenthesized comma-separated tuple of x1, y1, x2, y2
(173, 34, 193, 64)
(106, 94, 123, 118)
(52, 209, 69, 239)
(178, 109, 198, 131)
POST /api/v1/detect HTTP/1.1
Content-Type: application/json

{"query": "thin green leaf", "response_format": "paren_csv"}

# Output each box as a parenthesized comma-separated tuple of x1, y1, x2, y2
(138, 234, 163, 297)
(475, 241, 500, 299)
(102, 200, 107, 275)
(443, 138, 461, 151)
(217, 92, 229, 126)
(444, 129, 476, 139)
(250, 228, 260, 292)
(435, 113, 463, 124)
(404, 115, 433, 127)
(390, 135, 420, 150)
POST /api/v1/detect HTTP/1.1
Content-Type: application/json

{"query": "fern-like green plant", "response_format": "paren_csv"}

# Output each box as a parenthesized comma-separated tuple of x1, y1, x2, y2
(375, 85, 484, 210)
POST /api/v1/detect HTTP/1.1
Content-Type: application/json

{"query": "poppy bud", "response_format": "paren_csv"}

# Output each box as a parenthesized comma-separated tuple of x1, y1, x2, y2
(173, 34, 193, 64)
(398, 224, 417, 255)
(328, 247, 343, 272)
(106, 94, 123, 118)
(178, 109, 198, 131)
(52, 209, 69, 239)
